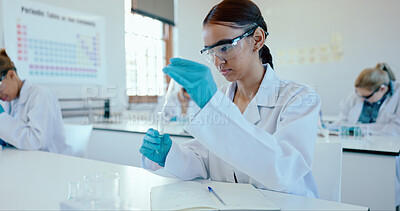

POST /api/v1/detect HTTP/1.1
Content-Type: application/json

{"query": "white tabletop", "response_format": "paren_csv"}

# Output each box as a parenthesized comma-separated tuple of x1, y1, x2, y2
(0, 148, 368, 210)
(318, 135, 400, 155)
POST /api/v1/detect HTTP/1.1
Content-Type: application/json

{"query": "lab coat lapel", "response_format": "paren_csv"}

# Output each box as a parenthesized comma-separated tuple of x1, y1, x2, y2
(242, 98, 261, 124)
(225, 64, 279, 125)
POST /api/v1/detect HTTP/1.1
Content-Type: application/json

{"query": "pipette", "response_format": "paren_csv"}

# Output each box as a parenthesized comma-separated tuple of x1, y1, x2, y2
(158, 78, 175, 136)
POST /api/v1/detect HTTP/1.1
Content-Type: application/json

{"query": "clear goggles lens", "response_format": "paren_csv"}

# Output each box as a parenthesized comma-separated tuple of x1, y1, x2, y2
(201, 40, 245, 63)
(0, 70, 9, 90)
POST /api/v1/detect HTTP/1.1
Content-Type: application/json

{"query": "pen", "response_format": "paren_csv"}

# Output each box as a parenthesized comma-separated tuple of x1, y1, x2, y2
(208, 186, 226, 206)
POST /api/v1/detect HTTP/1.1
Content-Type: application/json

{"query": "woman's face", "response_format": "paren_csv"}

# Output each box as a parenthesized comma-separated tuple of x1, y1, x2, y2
(0, 71, 21, 101)
(202, 23, 258, 82)
(355, 86, 388, 103)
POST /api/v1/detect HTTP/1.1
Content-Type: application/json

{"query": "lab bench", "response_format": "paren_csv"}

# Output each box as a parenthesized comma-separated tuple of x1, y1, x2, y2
(317, 135, 400, 210)
(85, 121, 399, 210)
(0, 148, 368, 210)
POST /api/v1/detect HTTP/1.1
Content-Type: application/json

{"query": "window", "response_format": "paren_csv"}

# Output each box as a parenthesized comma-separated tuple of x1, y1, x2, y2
(124, 0, 172, 99)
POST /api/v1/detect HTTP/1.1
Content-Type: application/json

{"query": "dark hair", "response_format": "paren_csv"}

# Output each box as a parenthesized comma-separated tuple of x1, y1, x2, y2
(0, 48, 17, 75)
(203, 0, 273, 69)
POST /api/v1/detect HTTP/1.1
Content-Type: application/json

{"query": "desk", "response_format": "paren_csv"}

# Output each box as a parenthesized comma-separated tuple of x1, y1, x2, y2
(0, 148, 368, 210)
(318, 136, 400, 210)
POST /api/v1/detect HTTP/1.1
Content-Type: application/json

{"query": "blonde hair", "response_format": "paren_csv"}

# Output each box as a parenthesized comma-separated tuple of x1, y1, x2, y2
(354, 63, 396, 91)
(0, 48, 16, 75)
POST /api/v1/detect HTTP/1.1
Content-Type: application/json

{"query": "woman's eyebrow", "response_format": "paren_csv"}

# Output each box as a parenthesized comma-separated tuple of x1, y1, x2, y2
(205, 39, 233, 48)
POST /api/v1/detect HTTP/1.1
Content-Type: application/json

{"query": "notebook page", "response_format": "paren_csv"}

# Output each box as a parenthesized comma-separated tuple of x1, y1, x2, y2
(204, 181, 280, 211)
(151, 181, 217, 210)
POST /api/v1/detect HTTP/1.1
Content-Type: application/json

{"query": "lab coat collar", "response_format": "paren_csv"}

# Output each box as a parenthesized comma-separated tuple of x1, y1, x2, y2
(17, 80, 31, 105)
(225, 64, 280, 124)
(255, 64, 281, 107)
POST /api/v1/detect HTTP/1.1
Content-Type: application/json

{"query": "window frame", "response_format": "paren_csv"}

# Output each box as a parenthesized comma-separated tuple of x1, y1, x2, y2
(125, 11, 173, 103)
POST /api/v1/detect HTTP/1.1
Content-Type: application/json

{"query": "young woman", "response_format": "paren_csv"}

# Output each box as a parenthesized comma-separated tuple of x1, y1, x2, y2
(0, 48, 71, 155)
(140, 0, 321, 198)
(339, 63, 399, 136)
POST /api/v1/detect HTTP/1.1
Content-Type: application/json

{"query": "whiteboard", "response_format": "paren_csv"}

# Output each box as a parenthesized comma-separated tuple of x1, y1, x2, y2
(2, 0, 106, 85)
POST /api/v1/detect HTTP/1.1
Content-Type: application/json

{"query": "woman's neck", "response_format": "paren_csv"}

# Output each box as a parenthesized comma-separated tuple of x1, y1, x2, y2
(235, 62, 266, 101)
(16, 78, 24, 98)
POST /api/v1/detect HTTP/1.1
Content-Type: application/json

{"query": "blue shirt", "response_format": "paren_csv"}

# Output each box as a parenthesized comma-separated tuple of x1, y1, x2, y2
(358, 82, 393, 123)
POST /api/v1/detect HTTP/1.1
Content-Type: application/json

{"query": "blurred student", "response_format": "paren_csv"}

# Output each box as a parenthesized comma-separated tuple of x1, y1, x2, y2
(0, 48, 72, 155)
(164, 87, 199, 122)
(339, 63, 399, 136)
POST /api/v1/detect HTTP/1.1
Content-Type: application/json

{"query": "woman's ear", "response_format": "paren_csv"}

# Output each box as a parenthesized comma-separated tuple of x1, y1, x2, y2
(380, 85, 388, 92)
(252, 28, 265, 52)
(8, 70, 17, 80)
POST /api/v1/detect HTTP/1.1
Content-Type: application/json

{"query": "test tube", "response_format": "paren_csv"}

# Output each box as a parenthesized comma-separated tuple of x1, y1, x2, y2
(158, 79, 175, 136)
(157, 111, 164, 136)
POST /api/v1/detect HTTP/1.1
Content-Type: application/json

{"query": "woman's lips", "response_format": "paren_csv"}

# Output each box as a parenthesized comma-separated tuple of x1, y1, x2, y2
(220, 69, 231, 76)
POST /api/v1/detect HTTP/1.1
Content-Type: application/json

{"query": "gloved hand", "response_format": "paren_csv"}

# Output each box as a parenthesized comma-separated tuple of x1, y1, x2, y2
(0, 104, 4, 113)
(163, 58, 217, 108)
(139, 128, 172, 167)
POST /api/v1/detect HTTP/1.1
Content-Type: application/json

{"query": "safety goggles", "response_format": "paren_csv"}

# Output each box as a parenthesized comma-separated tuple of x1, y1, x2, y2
(0, 70, 9, 86)
(200, 26, 264, 63)
(355, 85, 382, 100)
(0, 68, 14, 89)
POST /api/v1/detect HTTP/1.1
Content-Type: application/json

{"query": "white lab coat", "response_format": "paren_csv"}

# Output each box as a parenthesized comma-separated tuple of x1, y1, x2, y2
(142, 64, 321, 198)
(339, 81, 400, 136)
(0, 80, 72, 155)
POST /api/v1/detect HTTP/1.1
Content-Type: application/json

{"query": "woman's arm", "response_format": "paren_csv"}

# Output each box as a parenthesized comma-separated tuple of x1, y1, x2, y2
(183, 87, 321, 191)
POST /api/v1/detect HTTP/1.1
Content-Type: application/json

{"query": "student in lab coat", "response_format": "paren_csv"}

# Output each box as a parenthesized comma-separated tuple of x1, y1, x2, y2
(162, 86, 199, 122)
(339, 63, 400, 207)
(0, 48, 72, 155)
(339, 63, 399, 136)
(139, 0, 321, 198)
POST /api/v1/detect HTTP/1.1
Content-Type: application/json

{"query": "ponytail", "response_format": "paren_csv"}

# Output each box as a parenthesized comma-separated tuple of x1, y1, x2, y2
(376, 63, 396, 81)
(259, 45, 273, 69)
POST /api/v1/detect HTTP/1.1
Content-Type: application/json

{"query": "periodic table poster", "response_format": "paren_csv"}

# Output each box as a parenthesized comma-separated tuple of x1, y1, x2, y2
(2, 0, 106, 84)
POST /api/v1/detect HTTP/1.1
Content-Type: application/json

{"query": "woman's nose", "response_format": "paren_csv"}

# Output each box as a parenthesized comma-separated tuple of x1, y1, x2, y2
(213, 55, 226, 67)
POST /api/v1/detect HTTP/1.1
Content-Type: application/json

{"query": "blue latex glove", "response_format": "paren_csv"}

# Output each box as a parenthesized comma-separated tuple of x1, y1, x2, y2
(0, 104, 4, 113)
(163, 58, 217, 108)
(139, 128, 172, 167)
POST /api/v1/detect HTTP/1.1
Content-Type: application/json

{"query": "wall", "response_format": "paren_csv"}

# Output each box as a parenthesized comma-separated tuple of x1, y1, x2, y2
(176, 0, 400, 115)
(175, 0, 226, 87)
(0, 0, 127, 112)
(2, 0, 399, 115)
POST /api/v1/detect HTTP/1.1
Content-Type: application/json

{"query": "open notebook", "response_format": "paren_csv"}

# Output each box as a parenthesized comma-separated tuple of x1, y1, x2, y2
(150, 180, 280, 211)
